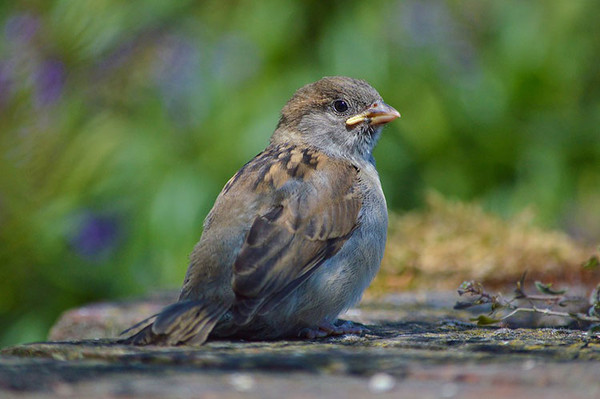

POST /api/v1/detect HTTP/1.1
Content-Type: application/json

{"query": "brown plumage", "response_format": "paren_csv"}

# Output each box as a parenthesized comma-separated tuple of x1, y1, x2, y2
(121, 76, 399, 345)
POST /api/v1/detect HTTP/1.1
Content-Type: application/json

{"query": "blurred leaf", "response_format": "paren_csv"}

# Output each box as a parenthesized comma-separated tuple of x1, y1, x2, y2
(454, 301, 475, 310)
(583, 255, 600, 270)
(588, 324, 600, 335)
(534, 281, 567, 296)
(470, 315, 502, 326)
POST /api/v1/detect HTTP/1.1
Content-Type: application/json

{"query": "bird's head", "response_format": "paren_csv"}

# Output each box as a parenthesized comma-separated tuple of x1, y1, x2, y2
(272, 76, 400, 162)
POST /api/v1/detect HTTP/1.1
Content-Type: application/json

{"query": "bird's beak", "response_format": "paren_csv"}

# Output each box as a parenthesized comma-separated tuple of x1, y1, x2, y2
(346, 102, 401, 127)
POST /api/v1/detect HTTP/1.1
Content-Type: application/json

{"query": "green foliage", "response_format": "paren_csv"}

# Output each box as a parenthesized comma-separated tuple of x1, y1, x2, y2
(583, 255, 600, 270)
(0, 1, 599, 346)
(534, 281, 567, 296)
(470, 315, 502, 327)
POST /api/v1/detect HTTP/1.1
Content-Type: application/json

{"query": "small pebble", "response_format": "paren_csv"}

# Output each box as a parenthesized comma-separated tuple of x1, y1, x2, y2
(522, 359, 536, 371)
(440, 382, 459, 398)
(368, 372, 395, 393)
(228, 373, 255, 392)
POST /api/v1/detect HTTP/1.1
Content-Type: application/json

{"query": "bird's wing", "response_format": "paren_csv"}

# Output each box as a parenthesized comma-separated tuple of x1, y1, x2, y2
(230, 145, 362, 324)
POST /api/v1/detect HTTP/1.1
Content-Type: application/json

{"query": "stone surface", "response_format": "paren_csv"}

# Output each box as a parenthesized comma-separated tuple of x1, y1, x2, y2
(2, 292, 600, 398)
(48, 291, 177, 341)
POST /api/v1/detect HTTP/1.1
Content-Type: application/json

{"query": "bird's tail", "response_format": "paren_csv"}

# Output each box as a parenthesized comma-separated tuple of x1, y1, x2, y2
(118, 300, 227, 346)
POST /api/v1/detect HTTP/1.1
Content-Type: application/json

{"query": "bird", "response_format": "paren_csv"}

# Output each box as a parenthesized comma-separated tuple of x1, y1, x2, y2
(121, 76, 400, 345)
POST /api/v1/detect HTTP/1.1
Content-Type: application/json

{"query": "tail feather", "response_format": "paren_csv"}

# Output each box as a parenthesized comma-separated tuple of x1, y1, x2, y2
(119, 300, 227, 346)
(119, 313, 160, 337)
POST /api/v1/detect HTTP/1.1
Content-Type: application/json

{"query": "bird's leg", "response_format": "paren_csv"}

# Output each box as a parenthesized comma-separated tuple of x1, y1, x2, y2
(298, 319, 368, 339)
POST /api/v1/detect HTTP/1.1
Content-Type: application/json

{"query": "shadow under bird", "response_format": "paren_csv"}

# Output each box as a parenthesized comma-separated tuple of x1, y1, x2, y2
(121, 76, 400, 345)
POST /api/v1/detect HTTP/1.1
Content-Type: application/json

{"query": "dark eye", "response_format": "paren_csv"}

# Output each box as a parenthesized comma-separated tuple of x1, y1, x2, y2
(332, 99, 349, 113)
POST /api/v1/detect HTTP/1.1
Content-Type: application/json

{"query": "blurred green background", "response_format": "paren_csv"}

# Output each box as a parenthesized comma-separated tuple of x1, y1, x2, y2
(0, 0, 599, 347)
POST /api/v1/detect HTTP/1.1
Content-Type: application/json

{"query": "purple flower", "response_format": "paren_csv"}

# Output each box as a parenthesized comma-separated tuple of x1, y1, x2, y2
(154, 34, 201, 99)
(70, 212, 120, 260)
(35, 59, 65, 107)
(153, 34, 204, 125)
(0, 62, 10, 108)
(4, 13, 39, 44)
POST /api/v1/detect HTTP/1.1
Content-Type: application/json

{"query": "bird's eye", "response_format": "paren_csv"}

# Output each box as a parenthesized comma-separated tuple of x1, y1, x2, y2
(332, 99, 349, 113)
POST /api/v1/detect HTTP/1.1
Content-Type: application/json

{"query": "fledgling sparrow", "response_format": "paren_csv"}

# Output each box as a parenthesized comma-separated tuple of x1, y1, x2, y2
(121, 76, 400, 345)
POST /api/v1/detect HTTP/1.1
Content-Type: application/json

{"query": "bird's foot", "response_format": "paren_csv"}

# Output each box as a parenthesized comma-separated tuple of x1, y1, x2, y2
(298, 320, 368, 339)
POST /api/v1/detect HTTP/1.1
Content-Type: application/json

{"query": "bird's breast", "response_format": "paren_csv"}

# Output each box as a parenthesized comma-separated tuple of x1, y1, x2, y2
(284, 162, 388, 324)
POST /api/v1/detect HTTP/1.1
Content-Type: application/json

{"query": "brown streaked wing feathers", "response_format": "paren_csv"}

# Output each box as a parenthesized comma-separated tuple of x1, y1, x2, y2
(231, 154, 362, 325)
